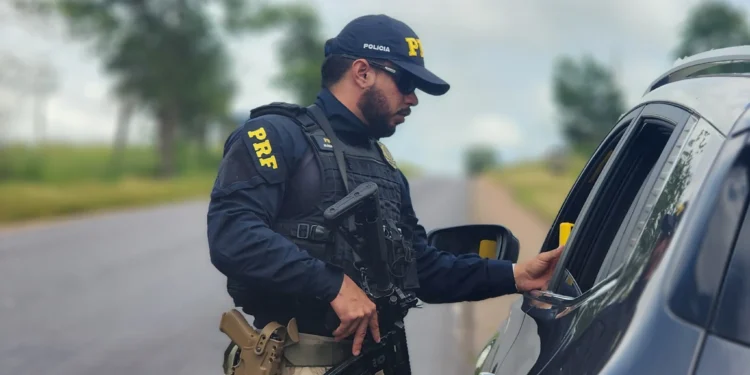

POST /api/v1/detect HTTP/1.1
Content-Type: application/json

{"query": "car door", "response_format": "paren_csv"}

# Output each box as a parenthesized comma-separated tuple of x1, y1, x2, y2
(546, 112, 728, 374)
(692, 148, 750, 375)
(596, 112, 750, 375)
(539, 108, 727, 375)
(477, 102, 706, 375)
(472, 104, 644, 375)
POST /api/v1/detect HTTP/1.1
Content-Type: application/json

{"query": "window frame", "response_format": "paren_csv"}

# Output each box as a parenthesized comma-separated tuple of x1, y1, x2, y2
(594, 168, 653, 284)
(545, 103, 693, 294)
(539, 107, 642, 277)
(709, 171, 750, 346)
(593, 114, 701, 283)
(598, 114, 728, 296)
(573, 117, 681, 291)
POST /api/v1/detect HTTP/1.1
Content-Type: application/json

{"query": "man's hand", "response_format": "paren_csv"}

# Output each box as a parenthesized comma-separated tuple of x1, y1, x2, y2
(513, 246, 564, 292)
(329, 274, 381, 356)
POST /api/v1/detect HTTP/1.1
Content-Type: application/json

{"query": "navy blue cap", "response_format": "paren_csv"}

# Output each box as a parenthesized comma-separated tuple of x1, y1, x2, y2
(324, 14, 450, 96)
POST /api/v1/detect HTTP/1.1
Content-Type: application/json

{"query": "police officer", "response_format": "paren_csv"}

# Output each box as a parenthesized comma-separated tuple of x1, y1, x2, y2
(207, 14, 564, 375)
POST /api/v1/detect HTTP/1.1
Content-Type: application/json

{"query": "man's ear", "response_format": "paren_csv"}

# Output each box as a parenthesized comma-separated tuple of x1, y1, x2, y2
(351, 59, 375, 89)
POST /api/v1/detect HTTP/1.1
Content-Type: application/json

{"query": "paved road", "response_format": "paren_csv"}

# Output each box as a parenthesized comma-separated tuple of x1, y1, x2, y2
(0, 177, 470, 375)
(467, 177, 550, 354)
(402, 178, 470, 375)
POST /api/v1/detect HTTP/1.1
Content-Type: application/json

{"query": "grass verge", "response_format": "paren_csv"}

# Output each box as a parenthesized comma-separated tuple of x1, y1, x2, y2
(0, 174, 215, 224)
(0, 143, 422, 225)
(488, 155, 587, 223)
(0, 143, 219, 225)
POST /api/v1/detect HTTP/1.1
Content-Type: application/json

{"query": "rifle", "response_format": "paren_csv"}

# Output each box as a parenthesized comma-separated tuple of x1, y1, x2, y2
(321, 182, 420, 375)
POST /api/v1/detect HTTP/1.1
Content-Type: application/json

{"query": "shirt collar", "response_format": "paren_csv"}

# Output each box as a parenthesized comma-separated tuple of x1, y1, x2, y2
(314, 88, 371, 140)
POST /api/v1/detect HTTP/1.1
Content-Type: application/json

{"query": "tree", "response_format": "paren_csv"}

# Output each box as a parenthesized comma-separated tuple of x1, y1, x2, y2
(464, 145, 499, 176)
(269, 4, 326, 105)
(674, 1, 750, 61)
(552, 55, 627, 157)
(12, 0, 292, 177)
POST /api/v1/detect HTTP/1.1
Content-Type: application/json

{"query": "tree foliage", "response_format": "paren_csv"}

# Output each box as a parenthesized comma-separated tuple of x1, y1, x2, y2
(269, 4, 326, 105)
(674, 1, 750, 58)
(673, 1, 750, 74)
(11, 0, 311, 177)
(552, 55, 627, 157)
(464, 145, 499, 176)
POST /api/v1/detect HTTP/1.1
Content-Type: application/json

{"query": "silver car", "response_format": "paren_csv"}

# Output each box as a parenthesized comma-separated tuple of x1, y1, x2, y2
(429, 45, 750, 375)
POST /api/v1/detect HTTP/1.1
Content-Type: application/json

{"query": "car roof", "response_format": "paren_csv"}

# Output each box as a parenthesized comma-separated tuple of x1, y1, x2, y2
(635, 45, 750, 136)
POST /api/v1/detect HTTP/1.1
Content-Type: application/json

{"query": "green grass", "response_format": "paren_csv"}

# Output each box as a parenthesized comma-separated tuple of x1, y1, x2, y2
(0, 143, 421, 224)
(488, 154, 588, 223)
(0, 143, 222, 183)
(0, 175, 215, 223)
(0, 143, 221, 224)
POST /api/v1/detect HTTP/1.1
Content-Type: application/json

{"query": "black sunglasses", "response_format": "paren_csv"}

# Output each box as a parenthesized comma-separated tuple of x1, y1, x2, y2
(339, 54, 417, 95)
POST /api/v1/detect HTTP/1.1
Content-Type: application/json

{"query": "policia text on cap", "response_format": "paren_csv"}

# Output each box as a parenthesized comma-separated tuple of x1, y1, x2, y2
(207, 14, 564, 375)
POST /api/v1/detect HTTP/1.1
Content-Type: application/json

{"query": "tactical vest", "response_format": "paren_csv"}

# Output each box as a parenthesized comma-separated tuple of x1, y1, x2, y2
(248, 102, 420, 296)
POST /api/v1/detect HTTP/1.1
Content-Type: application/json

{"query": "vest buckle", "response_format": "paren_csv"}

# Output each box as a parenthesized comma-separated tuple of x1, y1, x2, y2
(296, 224, 311, 239)
(289, 223, 331, 242)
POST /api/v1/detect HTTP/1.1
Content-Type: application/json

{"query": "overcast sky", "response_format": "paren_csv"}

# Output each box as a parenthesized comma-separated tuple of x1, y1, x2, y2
(1, 0, 748, 175)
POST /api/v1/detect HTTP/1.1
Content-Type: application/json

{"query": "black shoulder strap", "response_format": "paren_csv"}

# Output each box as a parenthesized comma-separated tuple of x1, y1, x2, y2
(248, 101, 304, 120)
(245, 101, 350, 193)
(304, 104, 350, 193)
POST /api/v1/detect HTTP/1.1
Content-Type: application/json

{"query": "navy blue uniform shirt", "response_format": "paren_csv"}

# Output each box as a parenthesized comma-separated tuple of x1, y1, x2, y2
(207, 89, 517, 311)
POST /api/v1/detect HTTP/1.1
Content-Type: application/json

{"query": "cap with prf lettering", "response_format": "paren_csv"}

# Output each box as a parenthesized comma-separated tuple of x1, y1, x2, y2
(324, 14, 450, 96)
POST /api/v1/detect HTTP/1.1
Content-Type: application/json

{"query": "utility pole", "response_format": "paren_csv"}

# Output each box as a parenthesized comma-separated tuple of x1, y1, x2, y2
(0, 2, 59, 147)
(0, 53, 26, 180)
(29, 62, 57, 147)
(0, 53, 25, 143)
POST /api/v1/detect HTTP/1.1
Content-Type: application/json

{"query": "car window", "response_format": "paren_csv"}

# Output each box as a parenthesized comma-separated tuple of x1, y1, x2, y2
(608, 117, 725, 292)
(710, 174, 750, 347)
(558, 113, 679, 293)
(540, 106, 649, 264)
(542, 122, 631, 253)
(594, 179, 650, 283)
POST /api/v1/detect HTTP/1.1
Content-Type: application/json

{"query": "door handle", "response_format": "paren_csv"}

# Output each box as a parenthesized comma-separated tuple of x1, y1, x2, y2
(526, 289, 577, 308)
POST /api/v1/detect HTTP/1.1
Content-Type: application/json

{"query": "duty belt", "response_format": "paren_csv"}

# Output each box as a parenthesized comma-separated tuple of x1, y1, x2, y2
(223, 327, 353, 371)
(283, 333, 353, 367)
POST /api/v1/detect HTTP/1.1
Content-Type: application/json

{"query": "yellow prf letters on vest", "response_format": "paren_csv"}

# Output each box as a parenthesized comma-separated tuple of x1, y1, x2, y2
(247, 127, 278, 169)
(404, 37, 424, 57)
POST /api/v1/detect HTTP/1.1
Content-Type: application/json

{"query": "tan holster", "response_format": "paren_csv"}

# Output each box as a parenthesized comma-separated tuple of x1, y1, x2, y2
(219, 309, 300, 375)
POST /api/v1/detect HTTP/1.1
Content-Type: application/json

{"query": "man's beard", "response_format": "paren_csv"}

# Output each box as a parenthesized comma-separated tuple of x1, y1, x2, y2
(358, 86, 397, 139)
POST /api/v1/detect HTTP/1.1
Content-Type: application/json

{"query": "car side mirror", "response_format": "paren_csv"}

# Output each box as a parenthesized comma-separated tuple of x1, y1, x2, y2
(426, 224, 519, 263)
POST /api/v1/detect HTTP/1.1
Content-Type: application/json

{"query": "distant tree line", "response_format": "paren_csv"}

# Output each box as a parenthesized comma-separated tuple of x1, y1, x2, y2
(463, 1, 750, 177)
(550, 1, 750, 159)
(10, 0, 327, 178)
(7, 1, 749, 180)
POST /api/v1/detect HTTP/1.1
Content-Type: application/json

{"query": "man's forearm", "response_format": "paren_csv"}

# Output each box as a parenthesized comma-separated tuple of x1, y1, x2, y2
(414, 249, 518, 303)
